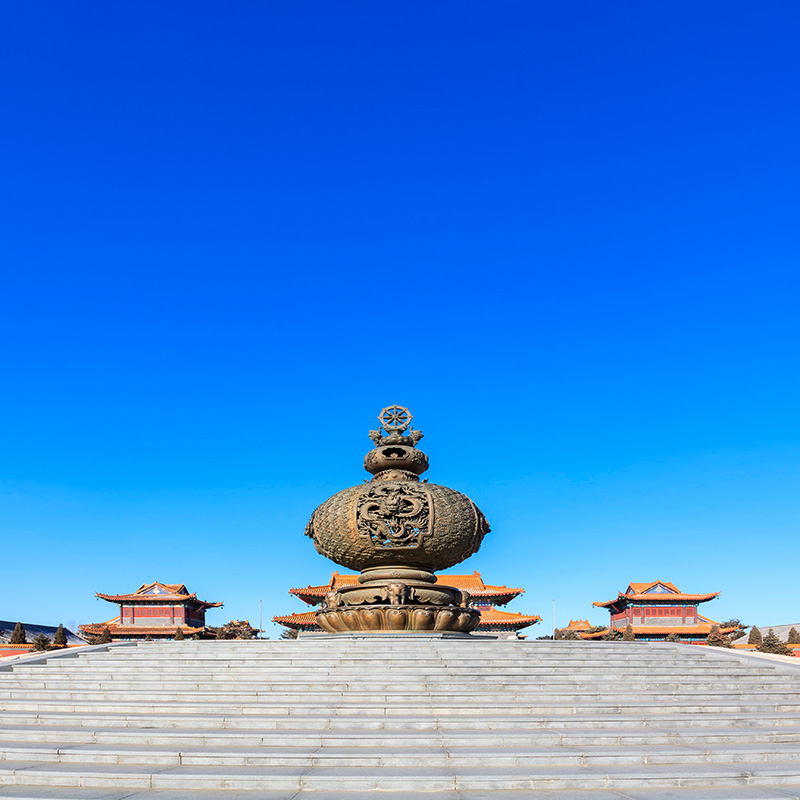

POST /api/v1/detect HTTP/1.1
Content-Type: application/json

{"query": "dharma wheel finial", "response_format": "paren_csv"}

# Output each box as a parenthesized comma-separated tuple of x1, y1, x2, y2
(367, 404, 424, 452)
(379, 405, 412, 431)
(365, 405, 426, 479)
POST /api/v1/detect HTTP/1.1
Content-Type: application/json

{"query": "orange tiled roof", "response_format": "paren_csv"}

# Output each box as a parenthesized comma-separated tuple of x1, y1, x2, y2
(566, 619, 592, 630)
(273, 607, 540, 631)
(79, 622, 208, 635)
(477, 608, 541, 628)
(290, 572, 524, 604)
(272, 611, 318, 629)
(627, 581, 680, 594)
(581, 623, 737, 639)
(593, 581, 719, 608)
(96, 581, 222, 609)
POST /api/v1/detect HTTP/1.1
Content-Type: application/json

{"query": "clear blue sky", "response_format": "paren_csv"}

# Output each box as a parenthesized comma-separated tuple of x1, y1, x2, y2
(1, 2, 798, 636)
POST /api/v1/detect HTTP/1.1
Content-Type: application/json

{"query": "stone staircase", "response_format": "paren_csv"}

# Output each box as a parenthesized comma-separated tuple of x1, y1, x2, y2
(1, 638, 800, 799)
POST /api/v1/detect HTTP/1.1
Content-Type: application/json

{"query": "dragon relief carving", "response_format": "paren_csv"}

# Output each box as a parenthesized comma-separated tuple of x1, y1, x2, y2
(356, 482, 430, 549)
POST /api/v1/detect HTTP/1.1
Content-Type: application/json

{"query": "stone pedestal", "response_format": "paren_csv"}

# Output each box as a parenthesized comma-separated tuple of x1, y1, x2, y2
(315, 566, 481, 633)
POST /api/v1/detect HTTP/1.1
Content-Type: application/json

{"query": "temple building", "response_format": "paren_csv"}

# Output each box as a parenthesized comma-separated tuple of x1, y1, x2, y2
(585, 580, 738, 642)
(273, 571, 541, 635)
(79, 582, 222, 641)
(563, 620, 593, 634)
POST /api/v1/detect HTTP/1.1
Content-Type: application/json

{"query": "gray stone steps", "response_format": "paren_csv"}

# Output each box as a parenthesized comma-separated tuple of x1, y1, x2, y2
(0, 790, 798, 800)
(3, 710, 800, 731)
(3, 693, 800, 717)
(4, 740, 800, 768)
(3, 723, 800, 747)
(3, 663, 784, 676)
(2, 639, 800, 797)
(6, 681, 795, 695)
(3, 759, 800, 791)
(5, 687, 800, 703)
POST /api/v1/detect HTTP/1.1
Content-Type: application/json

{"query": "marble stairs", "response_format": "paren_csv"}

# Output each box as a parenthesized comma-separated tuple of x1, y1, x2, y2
(1, 638, 800, 799)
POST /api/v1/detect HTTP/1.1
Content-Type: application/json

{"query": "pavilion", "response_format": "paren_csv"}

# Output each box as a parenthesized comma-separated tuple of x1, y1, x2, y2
(585, 580, 739, 642)
(80, 581, 222, 641)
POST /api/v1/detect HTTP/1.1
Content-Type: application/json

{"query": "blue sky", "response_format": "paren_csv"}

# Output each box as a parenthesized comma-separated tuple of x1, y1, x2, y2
(1, 2, 798, 636)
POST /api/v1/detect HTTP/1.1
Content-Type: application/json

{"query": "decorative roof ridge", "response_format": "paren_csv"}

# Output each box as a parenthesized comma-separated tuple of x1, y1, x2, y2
(95, 591, 222, 607)
(593, 591, 720, 607)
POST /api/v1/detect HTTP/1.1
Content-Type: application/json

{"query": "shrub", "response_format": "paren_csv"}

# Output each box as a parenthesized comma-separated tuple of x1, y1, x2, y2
(706, 625, 732, 648)
(280, 629, 299, 640)
(98, 627, 113, 644)
(748, 626, 762, 646)
(9, 622, 27, 645)
(602, 629, 622, 641)
(758, 629, 792, 656)
(622, 624, 635, 642)
(665, 632, 680, 643)
(173, 628, 185, 641)
(31, 633, 52, 651)
(53, 624, 68, 648)
(788, 628, 800, 645)
(563, 629, 581, 640)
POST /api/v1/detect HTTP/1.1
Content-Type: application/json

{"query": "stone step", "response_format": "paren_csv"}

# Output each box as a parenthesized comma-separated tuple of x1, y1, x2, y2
(3, 710, 799, 731)
(3, 723, 800, 747)
(4, 689, 799, 704)
(4, 740, 800, 768)
(13, 666, 769, 678)
(19, 654, 746, 664)
(2, 759, 800, 791)
(6, 677, 794, 690)
(20, 652, 762, 663)
(0, 779, 790, 800)
(3, 696, 800, 715)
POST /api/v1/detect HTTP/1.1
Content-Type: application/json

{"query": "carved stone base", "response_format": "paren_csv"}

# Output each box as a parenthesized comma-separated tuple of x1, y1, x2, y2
(316, 565, 481, 634)
(316, 604, 480, 633)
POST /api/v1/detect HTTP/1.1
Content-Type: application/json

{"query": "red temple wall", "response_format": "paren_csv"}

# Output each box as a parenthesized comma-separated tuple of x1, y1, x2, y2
(120, 605, 202, 627)
(610, 605, 699, 627)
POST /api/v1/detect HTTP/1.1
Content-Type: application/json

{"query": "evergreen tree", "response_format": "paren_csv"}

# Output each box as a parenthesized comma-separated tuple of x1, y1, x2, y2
(719, 619, 747, 640)
(706, 624, 732, 648)
(758, 629, 792, 656)
(53, 624, 68, 648)
(602, 628, 622, 641)
(98, 627, 112, 644)
(173, 627, 185, 641)
(31, 633, 52, 651)
(622, 624, 635, 641)
(9, 622, 27, 644)
(748, 626, 762, 646)
(563, 629, 580, 640)
(279, 629, 299, 640)
(788, 628, 800, 645)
